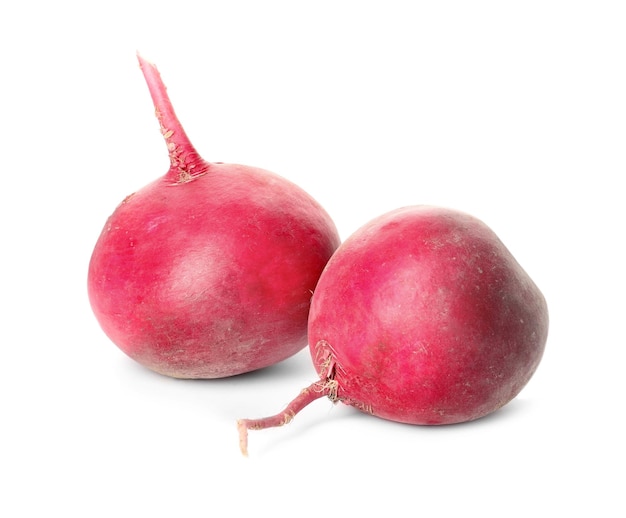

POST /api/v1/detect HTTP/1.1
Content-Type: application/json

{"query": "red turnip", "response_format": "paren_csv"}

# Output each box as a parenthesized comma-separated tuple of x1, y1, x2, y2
(238, 205, 548, 454)
(88, 54, 340, 379)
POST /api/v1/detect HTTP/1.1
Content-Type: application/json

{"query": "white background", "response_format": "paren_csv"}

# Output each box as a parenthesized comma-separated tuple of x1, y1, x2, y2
(1, 1, 624, 516)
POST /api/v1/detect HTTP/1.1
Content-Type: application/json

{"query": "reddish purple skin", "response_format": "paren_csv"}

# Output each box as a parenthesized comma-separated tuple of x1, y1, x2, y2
(308, 206, 548, 425)
(88, 163, 340, 378)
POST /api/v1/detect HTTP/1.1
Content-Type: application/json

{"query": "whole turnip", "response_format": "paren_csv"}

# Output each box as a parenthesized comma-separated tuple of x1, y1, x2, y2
(238, 205, 548, 454)
(88, 55, 340, 379)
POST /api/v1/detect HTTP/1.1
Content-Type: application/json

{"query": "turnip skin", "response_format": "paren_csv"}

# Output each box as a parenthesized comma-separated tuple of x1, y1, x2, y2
(89, 166, 339, 379)
(308, 205, 548, 425)
(88, 55, 340, 379)
(238, 205, 548, 454)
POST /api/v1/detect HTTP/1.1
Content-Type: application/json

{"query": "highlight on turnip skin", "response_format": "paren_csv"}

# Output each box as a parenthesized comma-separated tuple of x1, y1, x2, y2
(238, 205, 548, 455)
(88, 54, 340, 379)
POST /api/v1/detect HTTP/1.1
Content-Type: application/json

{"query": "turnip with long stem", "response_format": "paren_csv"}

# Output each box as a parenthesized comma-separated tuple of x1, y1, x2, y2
(88, 54, 340, 379)
(238, 206, 548, 455)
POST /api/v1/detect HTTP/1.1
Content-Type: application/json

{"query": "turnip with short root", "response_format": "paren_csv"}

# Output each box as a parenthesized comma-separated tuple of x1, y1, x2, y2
(238, 205, 548, 455)
(88, 54, 340, 379)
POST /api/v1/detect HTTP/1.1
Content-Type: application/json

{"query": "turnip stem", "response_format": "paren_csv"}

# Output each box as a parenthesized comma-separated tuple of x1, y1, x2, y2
(137, 52, 208, 183)
(237, 379, 332, 456)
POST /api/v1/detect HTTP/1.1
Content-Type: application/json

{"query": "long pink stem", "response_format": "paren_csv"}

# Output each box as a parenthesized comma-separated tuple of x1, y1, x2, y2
(237, 379, 334, 456)
(137, 52, 209, 183)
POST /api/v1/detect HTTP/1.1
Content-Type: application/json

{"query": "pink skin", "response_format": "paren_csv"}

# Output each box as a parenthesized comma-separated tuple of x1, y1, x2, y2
(238, 206, 548, 455)
(88, 54, 340, 379)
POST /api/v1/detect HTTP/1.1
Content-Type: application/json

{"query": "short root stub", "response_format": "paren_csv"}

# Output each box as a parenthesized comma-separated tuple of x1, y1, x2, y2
(237, 379, 335, 456)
